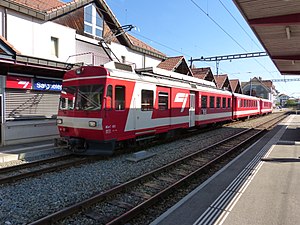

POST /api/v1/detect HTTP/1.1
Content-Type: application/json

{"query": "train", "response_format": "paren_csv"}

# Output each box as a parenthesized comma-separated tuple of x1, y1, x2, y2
(54, 61, 273, 155)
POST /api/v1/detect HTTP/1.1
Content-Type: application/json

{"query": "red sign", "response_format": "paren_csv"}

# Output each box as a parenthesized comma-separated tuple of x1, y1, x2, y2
(6, 76, 32, 89)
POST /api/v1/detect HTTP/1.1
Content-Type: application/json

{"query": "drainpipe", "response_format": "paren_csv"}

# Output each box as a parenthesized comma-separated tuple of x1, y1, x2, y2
(3, 8, 8, 39)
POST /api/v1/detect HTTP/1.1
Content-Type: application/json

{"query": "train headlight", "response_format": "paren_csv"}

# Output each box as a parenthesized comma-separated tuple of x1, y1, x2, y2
(89, 121, 97, 127)
(76, 67, 84, 75)
(56, 118, 63, 125)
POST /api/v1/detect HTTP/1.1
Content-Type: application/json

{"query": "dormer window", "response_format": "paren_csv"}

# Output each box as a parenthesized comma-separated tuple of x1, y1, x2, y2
(84, 4, 103, 38)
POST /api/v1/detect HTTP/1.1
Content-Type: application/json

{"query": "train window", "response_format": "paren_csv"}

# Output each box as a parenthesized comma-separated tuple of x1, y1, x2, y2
(158, 92, 168, 110)
(76, 85, 103, 110)
(141, 90, 154, 111)
(244, 100, 247, 108)
(238, 99, 241, 108)
(216, 97, 221, 108)
(222, 98, 226, 108)
(228, 98, 231, 108)
(209, 96, 215, 108)
(115, 86, 125, 110)
(59, 86, 76, 110)
(105, 85, 113, 110)
(201, 95, 207, 109)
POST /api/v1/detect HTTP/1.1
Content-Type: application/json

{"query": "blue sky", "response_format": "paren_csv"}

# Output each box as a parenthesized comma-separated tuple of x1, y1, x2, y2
(63, 0, 300, 96)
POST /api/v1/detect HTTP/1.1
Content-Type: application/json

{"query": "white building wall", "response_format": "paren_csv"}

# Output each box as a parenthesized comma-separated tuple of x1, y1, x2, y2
(6, 10, 76, 63)
(109, 42, 162, 69)
(74, 34, 111, 66)
(0, 8, 4, 37)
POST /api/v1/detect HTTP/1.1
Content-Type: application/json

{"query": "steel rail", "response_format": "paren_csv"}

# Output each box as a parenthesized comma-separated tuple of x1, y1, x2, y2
(0, 156, 91, 185)
(29, 113, 288, 225)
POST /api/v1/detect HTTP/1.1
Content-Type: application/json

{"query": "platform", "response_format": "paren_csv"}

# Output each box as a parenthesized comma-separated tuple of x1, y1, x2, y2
(151, 114, 300, 225)
(0, 140, 61, 163)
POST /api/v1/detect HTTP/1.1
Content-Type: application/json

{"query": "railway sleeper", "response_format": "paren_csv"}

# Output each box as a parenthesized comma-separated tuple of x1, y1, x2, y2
(109, 200, 134, 210)
(130, 191, 153, 200)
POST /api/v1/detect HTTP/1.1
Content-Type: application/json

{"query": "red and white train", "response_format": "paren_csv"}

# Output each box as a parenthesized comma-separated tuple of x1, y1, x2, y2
(55, 62, 272, 155)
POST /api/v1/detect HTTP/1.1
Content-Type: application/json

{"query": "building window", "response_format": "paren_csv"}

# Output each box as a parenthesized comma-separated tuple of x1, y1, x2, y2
(84, 4, 103, 38)
(141, 90, 154, 111)
(51, 37, 59, 57)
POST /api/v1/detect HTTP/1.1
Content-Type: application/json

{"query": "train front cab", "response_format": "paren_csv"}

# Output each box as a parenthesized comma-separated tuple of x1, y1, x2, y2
(55, 66, 133, 155)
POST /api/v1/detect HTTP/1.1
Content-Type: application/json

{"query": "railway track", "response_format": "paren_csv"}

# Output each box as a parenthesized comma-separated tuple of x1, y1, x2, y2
(28, 113, 287, 225)
(0, 155, 92, 185)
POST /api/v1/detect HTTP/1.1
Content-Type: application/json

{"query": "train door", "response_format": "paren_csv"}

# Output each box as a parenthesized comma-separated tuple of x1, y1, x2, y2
(157, 86, 171, 127)
(189, 92, 195, 127)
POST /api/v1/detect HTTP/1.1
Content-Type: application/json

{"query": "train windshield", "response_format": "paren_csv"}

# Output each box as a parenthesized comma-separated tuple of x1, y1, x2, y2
(75, 85, 103, 111)
(59, 86, 76, 110)
(59, 85, 103, 111)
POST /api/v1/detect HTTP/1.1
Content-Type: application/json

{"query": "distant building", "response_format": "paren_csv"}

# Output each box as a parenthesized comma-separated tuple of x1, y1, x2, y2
(241, 77, 277, 108)
(276, 94, 289, 107)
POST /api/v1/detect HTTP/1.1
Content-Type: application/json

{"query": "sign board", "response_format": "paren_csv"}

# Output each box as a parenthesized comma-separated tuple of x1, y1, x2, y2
(6, 76, 32, 89)
(33, 79, 62, 91)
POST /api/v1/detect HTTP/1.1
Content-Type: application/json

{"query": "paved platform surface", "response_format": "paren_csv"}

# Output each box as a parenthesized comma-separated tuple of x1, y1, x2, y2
(0, 140, 61, 163)
(151, 114, 300, 225)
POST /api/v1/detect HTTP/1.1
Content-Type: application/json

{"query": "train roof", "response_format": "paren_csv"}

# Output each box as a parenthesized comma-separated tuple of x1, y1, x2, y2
(102, 61, 234, 95)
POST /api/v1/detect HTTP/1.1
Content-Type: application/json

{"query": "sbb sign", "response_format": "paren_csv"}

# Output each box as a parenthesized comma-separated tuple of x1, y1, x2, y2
(6, 76, 32, 89)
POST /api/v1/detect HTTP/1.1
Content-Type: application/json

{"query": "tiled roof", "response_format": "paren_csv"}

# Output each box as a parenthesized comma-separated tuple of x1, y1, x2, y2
(157, 56, 184, 71)
(214, 74, 228, 89)
(229, 79, 239, 91)
(0, 35, 21, 54)
(10, 0, 65, 12)
(126, 34, 166, 58)
(261, 80, 274, 89)
(191, 67, 211, 79)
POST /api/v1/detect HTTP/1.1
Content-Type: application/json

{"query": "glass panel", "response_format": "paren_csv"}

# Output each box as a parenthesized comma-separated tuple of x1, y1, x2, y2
(158, 92, 168, 110)
(141, 90, 154, 111)
(95, 28, 102, 37)
(222, 97, 226, 108)
(96, 13, 103, 27)
(201, 96, 207, 109)
(216, 97, 221, 108)
(59, 86, 76, 110)
(209, 96, 215, 108)
(84, 5, 93, 23)
(75, 85, 103, 110)
(84, 24, 93, 34)
(115, 86, 125, 110)
(106, 85, 112, 109)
